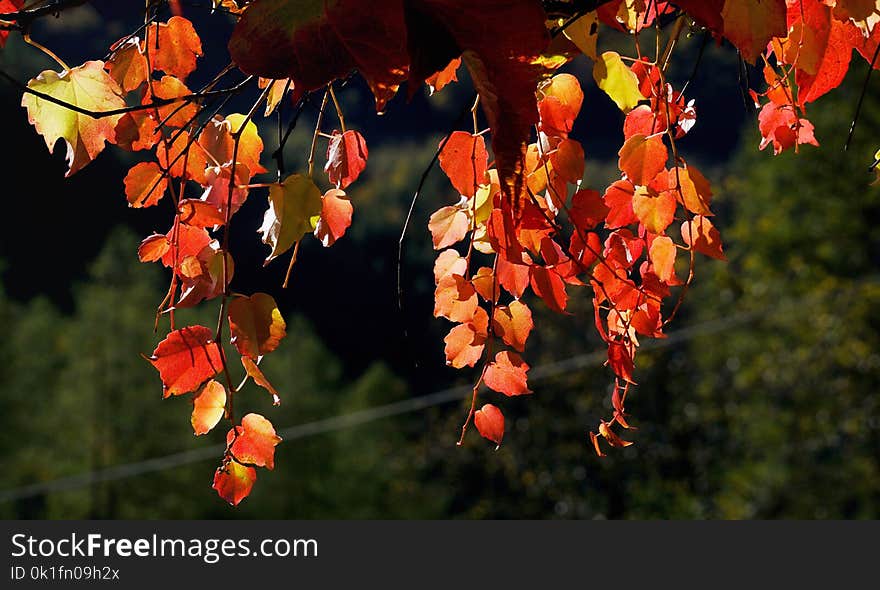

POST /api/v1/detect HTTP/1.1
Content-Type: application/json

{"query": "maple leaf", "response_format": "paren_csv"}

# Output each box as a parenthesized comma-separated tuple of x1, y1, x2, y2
(439, 132, 488, 197)
(325, 130, 369, 189)
(594, 51, 646, 112)
(147, 325, 223, 397)
(228, 413, 282, 469)
(474, 403, 505, 448)
(213, 458, 256, 506)
(144, 17, 203, 81)
(228, 293, 287, 360)
(124, 161, 167, 208)
(428, 205, 470, 250)
(259, 174, 322, 263)
(484, 351, 532, 396)
(492, 301, 533, 352)
(191, 379, 227, 436)
(241, 356, 281, 406)
(22, 61, 125, 177)
(314, 188, 354, 247)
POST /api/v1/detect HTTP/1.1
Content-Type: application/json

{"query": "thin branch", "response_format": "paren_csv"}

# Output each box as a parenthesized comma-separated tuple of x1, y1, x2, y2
(845, 41, 880, 151)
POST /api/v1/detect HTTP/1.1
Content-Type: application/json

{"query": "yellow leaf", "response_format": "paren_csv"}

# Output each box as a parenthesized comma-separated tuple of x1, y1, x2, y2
(22, 61, 125, 176)
(562, 11, 598, 60)
(593, 51, 645, 113)
(258, 174, 322, 262)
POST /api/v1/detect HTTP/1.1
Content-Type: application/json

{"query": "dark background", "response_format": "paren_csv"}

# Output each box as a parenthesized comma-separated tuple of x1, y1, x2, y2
(0, 2, 877, 519)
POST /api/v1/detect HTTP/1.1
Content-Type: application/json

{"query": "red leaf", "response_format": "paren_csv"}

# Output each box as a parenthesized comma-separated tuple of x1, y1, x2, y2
(570, 188, 610, 231)
(720, 0, 787, 63)
(148, 325, 223, 397)
(757, 103, 819, 154)
(538, 73, 584, 136)
(618, 134, 668, 186)
(425, 57, 460, 94)
(325, 130, 368, 189)
(228, 293, 287, 360)
(680, 215, 726, 260)
(213, 459, 256, 506)
(474, 404, 504, 447)
(439, 131, 489, 197)
(530, 266, 568, 313)
(603, 180, 638, 228)
(496, 256, 531, 298)
(484, 351, 532, 396)
(315, 188, 353, 247)
(191, 379, 226, 436)
(228, 413, 282, 470)
(138, 233, 170, 263)
(550, 138, 585, 184)
(599, 419, 634, 448)
(792, 3, 853, 105)
(607, 340, 635, 383)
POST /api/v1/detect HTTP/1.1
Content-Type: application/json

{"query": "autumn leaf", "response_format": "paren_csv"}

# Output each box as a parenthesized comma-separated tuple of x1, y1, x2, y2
(439, 131, 488, 197)
(228, 413, 282, 469)
(434, 274, 479, 323)
(148, 325, 223, 397)
(720, 0, 786, 64)
(124, 161, 167, 208)
(681, 215, 726, 260)
(434, 249, 467, 282)
(191, 379, 226, 436)
(474, 403, 505, 448)
(648, 235, 677, 283)
(530, 266, 568, 313)
(538, 73, 584, 136)
(443, 308, 488, 368)
(428, 205, 470, 250)
(599, 419, 633, 448)
(594, 51, 645, 112)
(314, 188, 353, 247)
(145, 17, 203, 80)
(570, 188, 610, 231)
(106, 37, 148, 93)
(325, 129, 369, 189)
(618, 134, 668, 186)
(241, 356, 281, 406)
(550, 138, 585, 184)
(425, 57, 460, 94)
(22, 61, 125, 176)
(632, 186, 676, 234)
(607, 340, 635, 383)
(562, 11, 599, 60)
(213, 459, 256, 506)
(484, 351, 532, 396)
(259, 174, 322, 263)
(228, 293, 287, 360)
(492, 300, 533, 352)
(603, 180, 638, 228)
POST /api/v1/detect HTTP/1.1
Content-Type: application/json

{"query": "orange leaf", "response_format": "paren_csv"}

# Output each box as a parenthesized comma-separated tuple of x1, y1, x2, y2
(673, 166, 713, 216)
(492, 300, 533, 352)
(618, 133, 667, 186)
(570, 188, 610, 231)
(680, 215, 726, 260)
(241, 356, 282, 406)
(607, 340, 635, 383)
(496, 256, 531, 298)
(471, 267, 497, 302)
(177, 198, 226, 228)
(632, 186, 676, 234)
(325, 129, 368, 189)
(434, 249, 467, 282)
(156, 130, 208, 183)
(144, 17, 203, 80)
(434, 274, 479, 323)
(599, 420, 633, 448)
(648, 235, 677, 283)
(191, 379, 226, 436)
(443, 308, 488, 369)
(425, 57, 460, 94)
(537, 73, 584, 136)
(124, 162, 167, 208)
(138, 233, 170, 262)
(148, 325, 223, 397)
(439, 131, 489, 197)
(603, 180, 638, 228)
(149, 75, 199, 128)
(474, 403, 504, 447)
(315, 188, 353, 247)
(228, 293, 287, 360)
(720, 0, 786, 63)
(106, 37, 148, 93)
(428, 205, 470, 249)
(213, 459, 256, 506)
(228, 413, 282, 470)
(550, 138, 585, 184)
(484, 351, 532, 396)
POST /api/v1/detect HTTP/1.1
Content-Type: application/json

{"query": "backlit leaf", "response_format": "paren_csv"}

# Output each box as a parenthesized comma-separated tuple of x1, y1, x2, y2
(259, 174, 322, 263)
(474, 403, 505, 447)
(213, 459, 256, 506)
(191, 379, 226, 436)
(228, 413, 282, 469)
(484, 351, 532, 396)
(228, 293, 287, 359)
(148, 325, 223, 397)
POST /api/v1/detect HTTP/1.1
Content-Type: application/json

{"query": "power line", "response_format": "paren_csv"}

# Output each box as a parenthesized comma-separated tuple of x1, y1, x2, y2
(0, 309, 761, 504)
